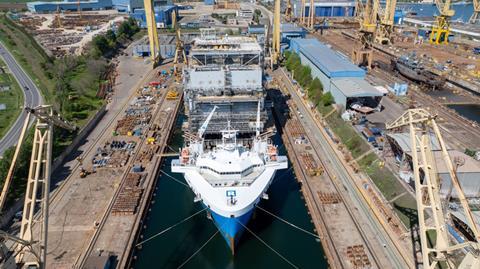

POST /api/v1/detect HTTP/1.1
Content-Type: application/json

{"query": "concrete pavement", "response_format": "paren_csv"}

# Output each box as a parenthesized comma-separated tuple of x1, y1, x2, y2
(0, 41, 43, 156)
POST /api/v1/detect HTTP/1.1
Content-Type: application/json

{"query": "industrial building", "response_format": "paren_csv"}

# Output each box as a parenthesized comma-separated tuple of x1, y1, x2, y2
(27, 0, 113, 13)
(293, 0, 356, 18)
(386, 133, 480, 198)
(130, 5, 178, 28)
(289, 38, 382, 109)
(112, 0, 142, 12)
(281, 23, 306, 44)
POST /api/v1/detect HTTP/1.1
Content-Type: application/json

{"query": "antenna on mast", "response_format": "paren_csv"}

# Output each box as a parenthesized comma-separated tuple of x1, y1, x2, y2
(255, 101, 261, 138)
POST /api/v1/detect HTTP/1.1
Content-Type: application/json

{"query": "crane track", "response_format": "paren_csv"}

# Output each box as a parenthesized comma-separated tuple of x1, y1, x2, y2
(74, 71, 168, 268)
(284, 101, 384, 269)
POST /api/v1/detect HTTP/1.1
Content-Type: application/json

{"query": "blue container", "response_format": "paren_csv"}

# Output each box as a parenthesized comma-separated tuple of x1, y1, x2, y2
(204, 0, 215, 5)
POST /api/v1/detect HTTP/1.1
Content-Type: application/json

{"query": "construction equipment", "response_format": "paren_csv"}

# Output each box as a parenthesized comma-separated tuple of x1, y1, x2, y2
(375, 0, 397, 45)
(54, 5, 62, 28)
(143, 0, 161, 64)
(77, 157, 92, 178)
(271, 0, 281, 68)
(166, 89, 179, 100)
(470, 0, 480, 24)
(172, 10, 187, 82)
(352, 0, 378, 69)
(0, 105, 76, 269)
(430, 0, 455, 44)
(77, 0, 82, 20)
(307, 0, 315, 29)
(300, 0, 306, 24)
(285, 0, 293, 22)
(386, 109, 480, 269)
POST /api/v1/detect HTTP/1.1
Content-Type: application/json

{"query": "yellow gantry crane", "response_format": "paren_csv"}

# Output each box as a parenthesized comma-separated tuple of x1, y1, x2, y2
(143, 0, 161, 64)
(430, 0, 455, 44)
(307, 0, 315, 29)
(285, 0, 293, 22)
(470, 0, 480, 24)
(352, 0, 378, 69)
(375, 0, 397, 45)
(387, 109, 480, 269)
(0, 106, 76, 269)
(271, 0, 281, 67)
(171, 10, 187, 81)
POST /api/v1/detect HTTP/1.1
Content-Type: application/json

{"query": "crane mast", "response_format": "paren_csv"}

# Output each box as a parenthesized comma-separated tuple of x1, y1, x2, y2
(387, 109, 480, 269)
(0, 105, 75, 269)
(285, 0, 293, 22)
(143, 0, 161, 64)
(352, 0, 378, 69)
(172, 9, 186, 82)
(271, 0, 281, 67)
(430, 0, 455, 44)
(375, 0, 397, 45)
(470, 0, 480, 24)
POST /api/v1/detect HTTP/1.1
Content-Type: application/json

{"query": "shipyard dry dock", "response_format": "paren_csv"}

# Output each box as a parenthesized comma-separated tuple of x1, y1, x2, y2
(270, 68, 415, 269)
(24, 62, 182, 268)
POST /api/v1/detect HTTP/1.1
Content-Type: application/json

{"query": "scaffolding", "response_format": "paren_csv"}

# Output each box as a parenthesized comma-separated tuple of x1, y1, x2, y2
(184, 31, 267, 136)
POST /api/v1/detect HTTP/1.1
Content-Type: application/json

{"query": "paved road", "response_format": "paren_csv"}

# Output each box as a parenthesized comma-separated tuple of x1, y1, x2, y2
(0, 42, 43, 156)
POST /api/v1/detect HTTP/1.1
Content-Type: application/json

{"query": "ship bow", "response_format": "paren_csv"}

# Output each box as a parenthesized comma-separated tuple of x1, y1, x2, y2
(209, 208, 254, 254)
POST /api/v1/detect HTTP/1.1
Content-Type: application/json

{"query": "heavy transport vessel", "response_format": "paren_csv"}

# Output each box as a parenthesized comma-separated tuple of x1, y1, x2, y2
(172, 29, 287, 253)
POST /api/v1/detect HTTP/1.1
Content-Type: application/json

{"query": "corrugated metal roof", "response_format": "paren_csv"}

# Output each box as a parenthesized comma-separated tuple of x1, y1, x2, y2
(290, 38, 365, 78)
(331, 78, 382, 97)
(387, 132, 443, 153)
(281, 23, 304, 33)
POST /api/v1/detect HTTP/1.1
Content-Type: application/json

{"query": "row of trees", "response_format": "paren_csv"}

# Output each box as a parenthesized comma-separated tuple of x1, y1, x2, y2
(284, 51, 334, 106)
(92, 18, 140, 58)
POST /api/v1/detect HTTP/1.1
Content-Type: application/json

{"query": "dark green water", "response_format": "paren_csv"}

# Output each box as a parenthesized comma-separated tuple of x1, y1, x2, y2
(448, 104, 480, 124)
(131, 116, 328, 269)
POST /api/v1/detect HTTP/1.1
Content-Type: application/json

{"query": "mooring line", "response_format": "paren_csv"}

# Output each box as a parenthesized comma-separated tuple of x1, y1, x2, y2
(160, 169, 189, 188)
(135, 207, 208, 247)
(236, 219, 299, 269)
(255, 205, 320, 240)
(177, 230, 219, 269)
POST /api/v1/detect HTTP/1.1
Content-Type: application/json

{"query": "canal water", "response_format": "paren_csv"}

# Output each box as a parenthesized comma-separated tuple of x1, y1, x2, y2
(447, 104, 480, 124)
(398, 3, 474, 21)
(131, 115, 328, 269)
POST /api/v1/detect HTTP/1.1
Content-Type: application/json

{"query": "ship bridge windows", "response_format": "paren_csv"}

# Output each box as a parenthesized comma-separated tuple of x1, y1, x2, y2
(199, 164, 262, 177)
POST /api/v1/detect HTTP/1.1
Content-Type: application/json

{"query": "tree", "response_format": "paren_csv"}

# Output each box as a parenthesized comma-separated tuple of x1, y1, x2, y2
(298, 65, 312, 87)
(321, 92, 335, 106)
(286, 52, 301, 71)
(309, 78, 323, 93)
(105, 29, 116, 43)
(92, 35, 111, 56)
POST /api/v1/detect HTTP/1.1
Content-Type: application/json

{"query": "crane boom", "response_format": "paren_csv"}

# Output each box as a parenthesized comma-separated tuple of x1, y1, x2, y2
(387, 109, 480, 268)
(198, 106, 218, 139)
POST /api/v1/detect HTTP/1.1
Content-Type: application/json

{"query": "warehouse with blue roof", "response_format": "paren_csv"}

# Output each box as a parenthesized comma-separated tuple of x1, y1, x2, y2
(290, 38, 383, 110)
(27, 0, 113, 13)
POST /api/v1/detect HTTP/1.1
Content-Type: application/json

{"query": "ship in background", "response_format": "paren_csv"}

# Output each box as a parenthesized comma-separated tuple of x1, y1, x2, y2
(171, 29, 288, 254)
(392, 53, 446, 89)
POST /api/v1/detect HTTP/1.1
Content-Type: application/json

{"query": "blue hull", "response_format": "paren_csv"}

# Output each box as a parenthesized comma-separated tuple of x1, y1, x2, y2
(209, 208, 254, 254)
